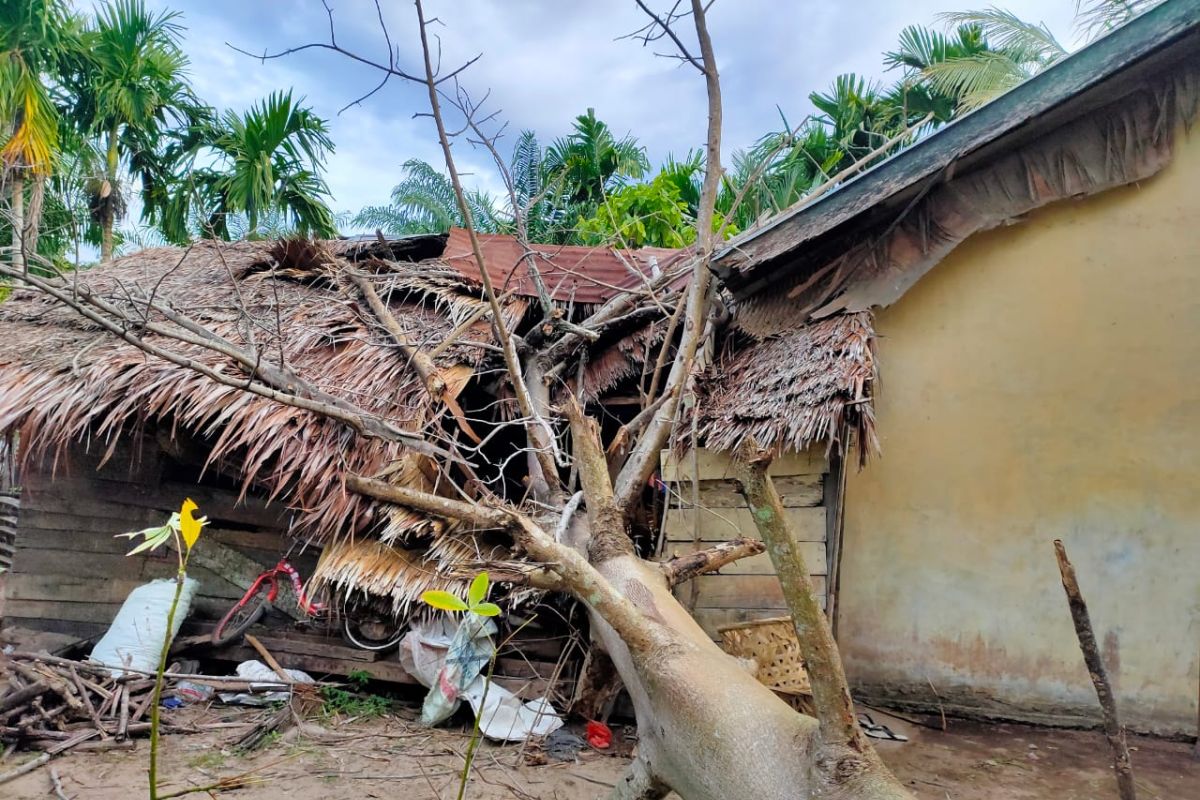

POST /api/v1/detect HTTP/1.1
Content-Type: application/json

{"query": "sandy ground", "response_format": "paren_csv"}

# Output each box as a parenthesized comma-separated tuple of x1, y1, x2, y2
(3, 704, 1198, 799)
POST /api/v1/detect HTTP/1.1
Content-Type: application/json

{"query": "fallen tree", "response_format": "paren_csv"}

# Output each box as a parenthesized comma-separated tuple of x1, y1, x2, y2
(0, 2, 915, 798)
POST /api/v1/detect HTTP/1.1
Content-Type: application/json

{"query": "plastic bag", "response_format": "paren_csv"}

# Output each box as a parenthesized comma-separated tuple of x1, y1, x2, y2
(218, 659, 314, 705)
(398, 616, 564, 741)
(90, 577, 198, 676)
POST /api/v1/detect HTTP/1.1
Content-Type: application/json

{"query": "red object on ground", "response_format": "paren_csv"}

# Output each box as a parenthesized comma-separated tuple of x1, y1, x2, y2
(586, 720, 613, 750)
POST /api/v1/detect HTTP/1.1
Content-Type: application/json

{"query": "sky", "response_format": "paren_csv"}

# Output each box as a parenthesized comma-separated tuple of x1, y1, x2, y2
(142, 0, 1084, 220)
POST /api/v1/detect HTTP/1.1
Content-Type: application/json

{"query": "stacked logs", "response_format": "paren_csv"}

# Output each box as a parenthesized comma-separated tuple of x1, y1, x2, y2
(2, 656, 167, 752)
(1, 651, 292, 772)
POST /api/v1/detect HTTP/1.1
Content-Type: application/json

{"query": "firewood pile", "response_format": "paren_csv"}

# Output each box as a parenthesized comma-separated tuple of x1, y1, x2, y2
(0, 651, 292, 759)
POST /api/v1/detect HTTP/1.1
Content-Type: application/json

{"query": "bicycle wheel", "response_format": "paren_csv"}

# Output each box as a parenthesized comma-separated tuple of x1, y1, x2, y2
(212, 587, 270, 646)
(341, 615, 406, 652)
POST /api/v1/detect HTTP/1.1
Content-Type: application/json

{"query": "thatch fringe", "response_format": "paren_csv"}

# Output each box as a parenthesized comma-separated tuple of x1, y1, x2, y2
(684, 311, 878, 462)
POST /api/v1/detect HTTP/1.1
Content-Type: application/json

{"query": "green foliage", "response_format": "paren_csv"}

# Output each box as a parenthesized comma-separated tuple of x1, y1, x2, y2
(578, 172, 695, 248)
(351, 158, 505, 236)
(319, 684, 391, 718)
(421, 572, 502, 617)
(544, 108, 649, 206)
(174, 90, 337, 240)
(347, 669, 372, 690)
(0, 0, 77, 175)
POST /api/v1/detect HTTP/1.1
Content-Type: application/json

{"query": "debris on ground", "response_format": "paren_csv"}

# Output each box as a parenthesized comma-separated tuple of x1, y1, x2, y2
(399, 617, 565, 742)
(0, 650, 305, 784)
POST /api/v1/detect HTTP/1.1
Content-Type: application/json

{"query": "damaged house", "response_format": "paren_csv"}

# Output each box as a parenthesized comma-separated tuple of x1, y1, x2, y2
(0, 0, 1196, 741)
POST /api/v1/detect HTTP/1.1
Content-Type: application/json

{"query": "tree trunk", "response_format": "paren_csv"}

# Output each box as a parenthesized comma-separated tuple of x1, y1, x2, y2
(10, 168, 25, 273)
(101, 126, 119, 263)
(25, 171, 44, 259)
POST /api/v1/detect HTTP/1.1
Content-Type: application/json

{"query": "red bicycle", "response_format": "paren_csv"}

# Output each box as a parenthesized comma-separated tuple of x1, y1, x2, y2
(211, 559, 326, 646)
(211, 558, 406, 652)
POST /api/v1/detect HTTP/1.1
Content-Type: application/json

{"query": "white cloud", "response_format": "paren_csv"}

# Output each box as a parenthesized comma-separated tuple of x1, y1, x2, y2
(146, 0, 1084, 215)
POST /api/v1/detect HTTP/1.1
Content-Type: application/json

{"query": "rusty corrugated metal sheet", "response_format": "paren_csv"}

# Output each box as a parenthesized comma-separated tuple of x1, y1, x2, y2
(441, 228, 689, 304)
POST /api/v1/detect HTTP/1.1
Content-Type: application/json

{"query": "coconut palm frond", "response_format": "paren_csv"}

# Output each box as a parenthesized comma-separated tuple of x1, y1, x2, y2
(1074, 0, 1161, 41)
(937, 8, 1068, 63)
(923, 51, 1034, 110)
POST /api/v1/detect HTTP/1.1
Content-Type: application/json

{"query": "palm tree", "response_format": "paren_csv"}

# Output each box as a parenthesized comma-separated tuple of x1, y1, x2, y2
(894, 3, 1162, 114)
(543, 109, 649, 207)
(185, 91, 336, 240)
(70, 0, 200, 261)
(884, 24, 995, 123)
(0, 0, 75, 272)
(352, 158, 504, 236)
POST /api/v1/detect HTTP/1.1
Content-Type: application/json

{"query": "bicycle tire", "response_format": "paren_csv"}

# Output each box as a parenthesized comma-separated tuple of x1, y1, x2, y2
(212, 590, 270, 646)
(341, 616, 406, 652)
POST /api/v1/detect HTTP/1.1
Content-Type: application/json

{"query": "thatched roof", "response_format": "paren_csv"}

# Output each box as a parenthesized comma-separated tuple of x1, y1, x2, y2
(0, 230, 878, 609)
(685, 312, 877, 462)
(0, 233, 700, 611)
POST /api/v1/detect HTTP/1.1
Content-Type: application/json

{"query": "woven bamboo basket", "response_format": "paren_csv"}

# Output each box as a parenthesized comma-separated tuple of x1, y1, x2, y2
(717, 615, 812, 696)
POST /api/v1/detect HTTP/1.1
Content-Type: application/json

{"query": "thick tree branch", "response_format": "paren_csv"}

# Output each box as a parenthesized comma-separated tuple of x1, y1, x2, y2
(734, 441, 865, 751)
(661, 536, 766, 587)
(349, 272, 442, 392)
(413, 0, 562, 504)
(345, 472, 661, 654)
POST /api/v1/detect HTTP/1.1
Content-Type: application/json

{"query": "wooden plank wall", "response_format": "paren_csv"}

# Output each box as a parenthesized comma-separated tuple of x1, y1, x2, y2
(0, 435, 310, 641)
(660, 447, 828, 637)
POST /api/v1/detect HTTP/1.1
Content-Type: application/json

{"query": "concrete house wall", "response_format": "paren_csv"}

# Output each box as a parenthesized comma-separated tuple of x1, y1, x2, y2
(838, 124, 1200, 735)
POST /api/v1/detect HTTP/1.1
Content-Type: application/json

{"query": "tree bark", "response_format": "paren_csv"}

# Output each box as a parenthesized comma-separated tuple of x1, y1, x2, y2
(101, 126, 119, 263)
(10, 169, 25, 274)
(734, 441, 862, 748)
(1053, 539, 1137, 800)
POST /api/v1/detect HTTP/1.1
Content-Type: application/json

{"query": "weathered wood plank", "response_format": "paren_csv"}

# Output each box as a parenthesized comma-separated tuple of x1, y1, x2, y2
(661, 447, 826, 482)
(4, 594, 235, 626)
(0, 617, 110, 641)
(664, 506, 826, 543)
(3, 600, 123, 625)
(685, 475, 824, 508)
(6, 571, 246, 604)
(22, 481, 286, 530)
(11, 549, 172, 579)
(4, 529, 134, 555)
(661, 542, 827, 576)
(16, 508, 161, 533)
(687, 575, 826, 608)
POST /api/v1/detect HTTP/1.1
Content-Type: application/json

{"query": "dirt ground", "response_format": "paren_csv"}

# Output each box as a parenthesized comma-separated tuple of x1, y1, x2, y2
(4, 704, 1198, 799)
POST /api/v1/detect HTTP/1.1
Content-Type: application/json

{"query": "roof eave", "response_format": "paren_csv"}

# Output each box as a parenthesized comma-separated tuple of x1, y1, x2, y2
(713, 0, 1200, 291)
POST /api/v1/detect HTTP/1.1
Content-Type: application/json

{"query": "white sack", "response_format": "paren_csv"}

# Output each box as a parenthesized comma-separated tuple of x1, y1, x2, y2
(90, 577, 198, 676)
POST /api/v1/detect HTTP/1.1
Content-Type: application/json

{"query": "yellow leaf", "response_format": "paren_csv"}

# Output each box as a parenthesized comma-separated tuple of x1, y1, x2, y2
(420, 590, 469, 612)
(180, 498, 203, 552)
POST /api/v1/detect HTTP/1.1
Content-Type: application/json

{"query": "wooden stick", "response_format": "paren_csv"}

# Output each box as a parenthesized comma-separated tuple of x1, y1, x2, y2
(1053, 540, 1137, 800)
(67, 668, 108, 740)
(0, 681, 49, 714)
(1194, 637, 1199, 761)
(116, 686, 130, 741)
(243, 635, 293, 684)
(48, 767, 69, 800)
(0, 730, 97, 786)
(735, 441, 863, 750)
(8, 654, 300, 689)
(129, 689, 156, 724)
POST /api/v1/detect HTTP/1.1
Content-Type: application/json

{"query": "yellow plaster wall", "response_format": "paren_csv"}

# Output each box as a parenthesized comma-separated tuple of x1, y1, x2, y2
(839, 126, 1200, 734)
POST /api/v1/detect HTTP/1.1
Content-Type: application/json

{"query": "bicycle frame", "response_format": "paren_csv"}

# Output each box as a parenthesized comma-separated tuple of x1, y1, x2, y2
(238, 559, 326, 616)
